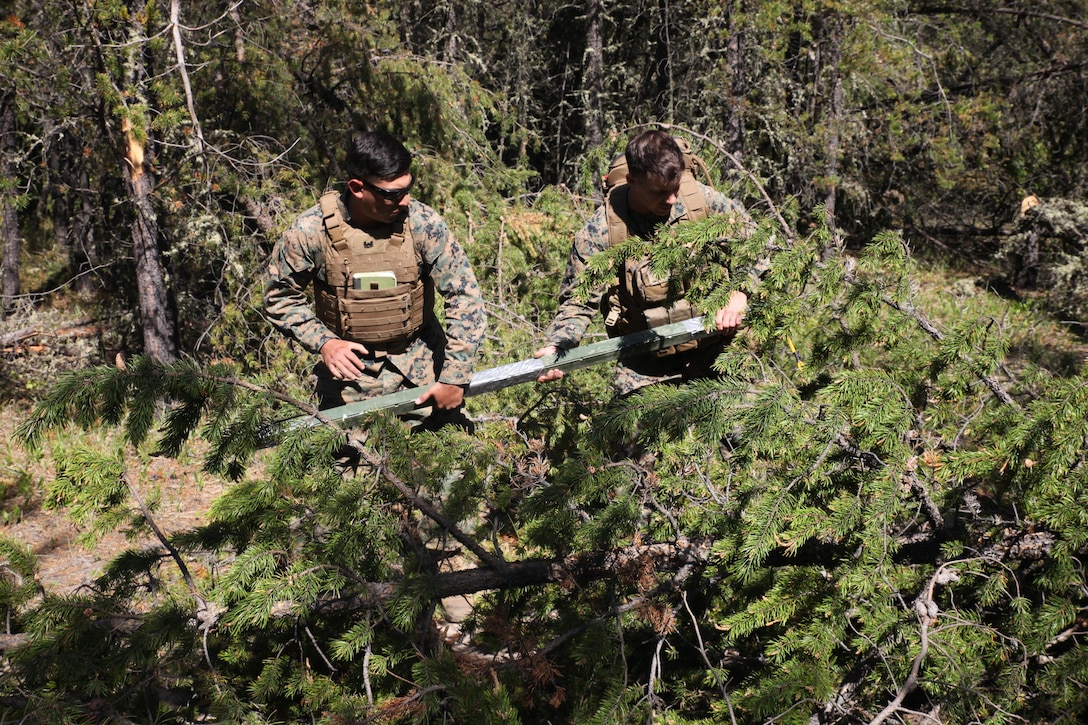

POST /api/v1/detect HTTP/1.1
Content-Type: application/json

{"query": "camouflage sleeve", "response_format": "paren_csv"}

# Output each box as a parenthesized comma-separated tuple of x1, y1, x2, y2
(411, 202, 485, 385)
(263, 204, 338, 354)
(542, 206, 612, 350)
(701, 183, 770, 292)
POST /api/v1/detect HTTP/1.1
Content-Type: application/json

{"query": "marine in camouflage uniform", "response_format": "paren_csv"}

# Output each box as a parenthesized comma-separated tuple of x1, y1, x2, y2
(265, 131, 485, 427)
(537, 130, 765, 397)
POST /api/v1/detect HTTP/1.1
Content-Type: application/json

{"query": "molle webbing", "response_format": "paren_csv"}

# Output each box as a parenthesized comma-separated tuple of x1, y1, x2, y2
(314, 191, 424, 352)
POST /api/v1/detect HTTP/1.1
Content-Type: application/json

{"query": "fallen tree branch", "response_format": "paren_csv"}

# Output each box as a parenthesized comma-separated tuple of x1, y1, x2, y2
(869, 562, 954, 725)
(0, 326, 37, 347)
(290, 540, 712, 618)
(352, 442, 508, 571)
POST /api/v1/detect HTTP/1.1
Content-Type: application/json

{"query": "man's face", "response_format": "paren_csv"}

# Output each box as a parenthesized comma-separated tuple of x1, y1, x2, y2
(626, 172, 681, 219)
(347, 172, 413, 225)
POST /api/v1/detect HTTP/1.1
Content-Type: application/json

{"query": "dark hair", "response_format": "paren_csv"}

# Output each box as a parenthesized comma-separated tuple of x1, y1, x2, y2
(344, 131, 412, 182)
(624, 130, 685, 183)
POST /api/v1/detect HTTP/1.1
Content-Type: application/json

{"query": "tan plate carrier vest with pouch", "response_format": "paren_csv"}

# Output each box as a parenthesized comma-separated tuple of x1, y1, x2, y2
(601, 139, 718, 357)
(313, 191, 425, 356)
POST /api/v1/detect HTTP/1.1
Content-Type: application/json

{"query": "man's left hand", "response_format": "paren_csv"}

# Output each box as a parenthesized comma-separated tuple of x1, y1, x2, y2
(414, 381, 466, 410)
(715, 290, 749, 331)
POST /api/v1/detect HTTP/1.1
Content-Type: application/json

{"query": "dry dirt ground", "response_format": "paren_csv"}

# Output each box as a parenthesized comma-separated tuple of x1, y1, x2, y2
(1, 410, 231, 596)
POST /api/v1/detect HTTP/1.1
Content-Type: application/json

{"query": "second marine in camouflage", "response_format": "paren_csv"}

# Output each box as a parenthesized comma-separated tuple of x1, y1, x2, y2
(536, 129, 766, 396)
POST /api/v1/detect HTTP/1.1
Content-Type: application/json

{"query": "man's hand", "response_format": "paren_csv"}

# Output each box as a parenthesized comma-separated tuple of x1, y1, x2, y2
(414, 381, 465, 410)
(533, 344, 565, 383)
(714, 290, 749, 331)
(320, 338, 370, 380)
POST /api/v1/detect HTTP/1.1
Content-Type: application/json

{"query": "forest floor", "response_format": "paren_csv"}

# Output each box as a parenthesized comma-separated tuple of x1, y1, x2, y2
(0, 402, 232, 597)
(0, 305, 240, 596)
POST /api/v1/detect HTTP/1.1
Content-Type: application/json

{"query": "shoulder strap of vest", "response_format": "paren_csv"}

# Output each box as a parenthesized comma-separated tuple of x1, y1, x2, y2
(319, 190, 414, 252)
(677, 172, 707, 222)
(320, 190, 349, 254)
(319, 190, 416, 280)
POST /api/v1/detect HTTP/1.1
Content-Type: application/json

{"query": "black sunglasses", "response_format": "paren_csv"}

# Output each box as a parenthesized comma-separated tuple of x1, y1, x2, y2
(360, 175, 414, 202)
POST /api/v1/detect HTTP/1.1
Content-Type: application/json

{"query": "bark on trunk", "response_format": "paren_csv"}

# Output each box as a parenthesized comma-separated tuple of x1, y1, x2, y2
(1, 88, 19, 319)
(119, 6, 179, 362)
(722, 1, 746, 163)
(822, 14, 844, 235)
(583, 0, 605, 152)
(124, 138, 179, 363)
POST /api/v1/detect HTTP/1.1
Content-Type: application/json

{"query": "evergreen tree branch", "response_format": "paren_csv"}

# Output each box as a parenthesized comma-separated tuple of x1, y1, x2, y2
(842, 268, 1018, 408)
(882, 295, 1016, 407)
(292, 541, 712, 619)
(831, 430, 945, 531)
(681, 590, 737, 722)
(869, 561, 959, 725)
(350, 440, 508, 571)
(910, 5, 1088, 31)
(358, 686, 445, 724)
(121, 471, 224, 680)
(203, 373, 319, 413)
(122, 471, 201, 603)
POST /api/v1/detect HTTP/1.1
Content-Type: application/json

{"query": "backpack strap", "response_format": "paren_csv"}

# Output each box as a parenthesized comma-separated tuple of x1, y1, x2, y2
(604, 170, 707, 249)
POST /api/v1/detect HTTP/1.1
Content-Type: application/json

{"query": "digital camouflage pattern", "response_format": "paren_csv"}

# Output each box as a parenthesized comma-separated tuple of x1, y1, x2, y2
(266, 192, 485, 407)
(543, 181, 763, 396)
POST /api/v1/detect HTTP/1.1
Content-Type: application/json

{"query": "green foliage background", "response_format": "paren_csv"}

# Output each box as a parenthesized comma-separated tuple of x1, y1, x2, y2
(1, 0, 1088, 723)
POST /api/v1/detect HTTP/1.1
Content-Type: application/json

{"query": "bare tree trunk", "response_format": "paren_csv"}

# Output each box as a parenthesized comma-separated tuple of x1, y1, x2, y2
(583, 0, 605, 152)
(124, 154, 178, 362)
(45, 121, 72, 263)
(722, 0, 746, 164)
(71, 159, 97, 296)
(119, 6, 179, 362)
(444, 0, 458, 61)
(1, 88, 18, 319)
(661, 0, 675, 119)
(821, 14, 844, 234)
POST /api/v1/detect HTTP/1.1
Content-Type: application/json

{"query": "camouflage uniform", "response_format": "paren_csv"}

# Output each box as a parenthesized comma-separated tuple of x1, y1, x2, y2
(544, 181, 762, 396)
(265, 191, 485, 418)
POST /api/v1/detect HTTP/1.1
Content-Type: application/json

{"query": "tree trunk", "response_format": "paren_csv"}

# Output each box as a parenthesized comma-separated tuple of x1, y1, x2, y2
(71, 159, 97, 296)
(45, 120, 72, 265)
(722, 1, 746, 164)
(119, 6, 179, 362)
(657, 0, 677, 119)
(1, 88, 18, 319)
(583, 0, 605, 152)
(821, 13, 844, 234)
(444, 0, 459, 61)
(124, 154, 178, 362)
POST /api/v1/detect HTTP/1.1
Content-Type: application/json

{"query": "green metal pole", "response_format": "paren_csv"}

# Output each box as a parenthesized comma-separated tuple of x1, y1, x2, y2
(288, 316, 713, 430)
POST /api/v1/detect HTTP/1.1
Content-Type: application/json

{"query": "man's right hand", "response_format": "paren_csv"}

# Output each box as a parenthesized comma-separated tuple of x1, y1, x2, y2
(320, 338, 370, 380)
(533, 344, 565, 383)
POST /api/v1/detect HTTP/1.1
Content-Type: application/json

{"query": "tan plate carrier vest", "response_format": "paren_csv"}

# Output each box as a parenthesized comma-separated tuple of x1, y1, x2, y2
(313, 191, 425, 355)
(601, 140, 715, 357)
